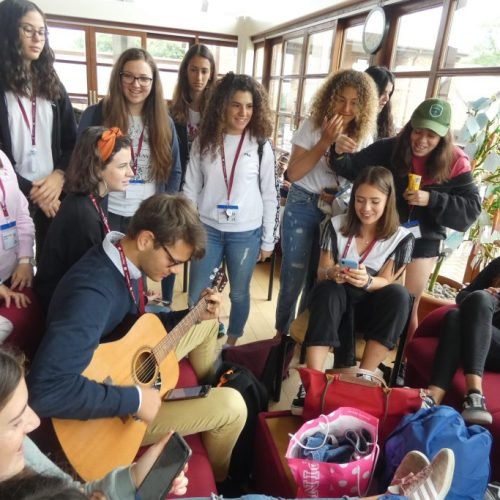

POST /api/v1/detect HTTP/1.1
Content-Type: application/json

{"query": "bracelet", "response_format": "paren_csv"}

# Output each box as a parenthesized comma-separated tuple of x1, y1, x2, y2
(18, 257, 35, 265)
(362, 275, 373, 291)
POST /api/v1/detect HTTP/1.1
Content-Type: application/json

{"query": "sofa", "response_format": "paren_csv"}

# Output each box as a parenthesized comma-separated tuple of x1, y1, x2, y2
(3, 306, 217, 497)
(405, 304, 500, 480)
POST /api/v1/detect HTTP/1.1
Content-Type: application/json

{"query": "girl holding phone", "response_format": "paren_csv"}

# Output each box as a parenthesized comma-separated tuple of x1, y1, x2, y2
(329, 98, 481, 338)
(293, 167, 414, 413)
(0, 345, 188, 498)
(275, 70, 378, 339)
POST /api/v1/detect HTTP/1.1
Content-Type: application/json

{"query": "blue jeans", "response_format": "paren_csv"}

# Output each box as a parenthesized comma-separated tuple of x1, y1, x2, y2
(275, 184, 324, 334)
(188, 224, 262, 338)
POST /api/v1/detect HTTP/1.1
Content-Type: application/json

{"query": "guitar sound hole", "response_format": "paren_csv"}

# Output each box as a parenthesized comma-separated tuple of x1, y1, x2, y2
(135, 351, 157, 384)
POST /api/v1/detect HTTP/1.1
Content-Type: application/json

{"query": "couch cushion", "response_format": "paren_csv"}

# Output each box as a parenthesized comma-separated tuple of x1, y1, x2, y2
(406, 324, 500, 481)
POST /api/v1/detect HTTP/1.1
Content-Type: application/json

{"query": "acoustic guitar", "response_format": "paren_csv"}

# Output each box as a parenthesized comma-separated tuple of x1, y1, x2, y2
(52, 269, 227, 481)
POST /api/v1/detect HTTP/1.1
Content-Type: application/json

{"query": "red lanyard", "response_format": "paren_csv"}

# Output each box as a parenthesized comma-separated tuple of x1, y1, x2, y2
(0, 177, 9, 218)
(115, 241, 145, 315)
(89, 194, 110, 234)
(342, 235, 377, 264)
(17, 96, 37, 147)
(130, 128, 145, 176)
(220, 131, 246, 202)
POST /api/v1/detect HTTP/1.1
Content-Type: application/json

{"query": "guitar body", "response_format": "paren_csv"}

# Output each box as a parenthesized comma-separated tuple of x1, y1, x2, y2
(52, 314, 179, 481)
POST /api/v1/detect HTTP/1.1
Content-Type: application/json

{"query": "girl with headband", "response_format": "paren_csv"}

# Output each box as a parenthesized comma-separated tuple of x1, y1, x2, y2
(35, 127, 133, 311)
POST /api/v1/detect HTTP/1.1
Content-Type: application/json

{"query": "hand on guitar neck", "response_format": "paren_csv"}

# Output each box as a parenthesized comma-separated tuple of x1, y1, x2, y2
(198, 287, 221, 321)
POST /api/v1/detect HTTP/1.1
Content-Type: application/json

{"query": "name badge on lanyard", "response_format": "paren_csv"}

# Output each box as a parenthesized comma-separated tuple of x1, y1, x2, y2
(126, 179, 146, 199)
(402, 220, 422, 239)
(0, 220, 18, 251)
(217, 203, 239, 223)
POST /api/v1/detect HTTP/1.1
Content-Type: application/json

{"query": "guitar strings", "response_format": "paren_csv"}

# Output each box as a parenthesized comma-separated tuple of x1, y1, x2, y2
(132, 271, 224, 384)
(133, 300, 205, 384)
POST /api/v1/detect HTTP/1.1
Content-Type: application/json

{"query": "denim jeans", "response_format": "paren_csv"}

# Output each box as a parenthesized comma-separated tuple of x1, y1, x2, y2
(275, 184, 324, 334)
(188, 224, 262, 338)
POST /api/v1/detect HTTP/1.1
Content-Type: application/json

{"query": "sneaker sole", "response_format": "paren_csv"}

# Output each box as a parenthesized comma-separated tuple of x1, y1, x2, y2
(462, 411, 493, 425)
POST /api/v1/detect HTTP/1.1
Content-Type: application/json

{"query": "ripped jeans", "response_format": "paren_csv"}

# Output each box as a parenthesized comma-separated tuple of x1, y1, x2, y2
(276, 184, 324, 335)
(188, 224, 262, 338)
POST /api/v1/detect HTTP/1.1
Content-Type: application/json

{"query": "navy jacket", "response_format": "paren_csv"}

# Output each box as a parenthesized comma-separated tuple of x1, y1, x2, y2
(28, 243, 186, 419)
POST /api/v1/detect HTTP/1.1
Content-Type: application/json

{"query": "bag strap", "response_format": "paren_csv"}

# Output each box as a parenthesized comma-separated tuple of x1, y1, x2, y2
(326, 367, 389, 389)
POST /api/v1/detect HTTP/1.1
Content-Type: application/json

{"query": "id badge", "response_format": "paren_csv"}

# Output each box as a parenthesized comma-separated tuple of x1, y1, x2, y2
(126, 179, 146, 199)
(28, 148, 37, 173)
(217, 204, 239, 223)
(402, 220, 422, 239)
(0, 220, 18, 250)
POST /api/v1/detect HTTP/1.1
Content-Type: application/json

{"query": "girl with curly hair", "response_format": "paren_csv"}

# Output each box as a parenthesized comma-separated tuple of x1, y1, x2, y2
(35, 127, 134, 311)
(183, 73, 279, 345)
(0, 0, 77, 259)
(365, 65, 396, 139)
(78, 47, 182, 308)
(330, 98, 481, 339)
(275, 69, 378, 338)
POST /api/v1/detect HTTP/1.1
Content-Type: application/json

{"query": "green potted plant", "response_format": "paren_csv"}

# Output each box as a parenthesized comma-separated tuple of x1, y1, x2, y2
(460, 93, 500, 282)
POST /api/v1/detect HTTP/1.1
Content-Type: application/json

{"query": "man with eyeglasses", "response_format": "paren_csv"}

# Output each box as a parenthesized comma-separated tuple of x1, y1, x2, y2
(28, 193, 247, 484)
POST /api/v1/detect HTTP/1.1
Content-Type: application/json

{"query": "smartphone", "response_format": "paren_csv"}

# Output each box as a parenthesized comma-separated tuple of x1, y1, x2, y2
(137, 432, 192, 500)
(163, 384, 211, 401)
(339, 258, 359, 270)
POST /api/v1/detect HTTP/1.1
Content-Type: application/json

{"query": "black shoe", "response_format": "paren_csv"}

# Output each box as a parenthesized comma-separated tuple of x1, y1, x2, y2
(217, 321, 226, 339)
(291, 383, 306, 416)
(462, 391, 492, 425)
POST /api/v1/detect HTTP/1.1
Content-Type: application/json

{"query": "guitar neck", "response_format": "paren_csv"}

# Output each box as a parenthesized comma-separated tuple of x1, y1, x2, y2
(152, 299, 207, 362)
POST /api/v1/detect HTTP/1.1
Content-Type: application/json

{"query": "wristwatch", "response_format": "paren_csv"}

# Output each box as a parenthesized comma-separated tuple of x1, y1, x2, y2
(18, 257, 36, 265)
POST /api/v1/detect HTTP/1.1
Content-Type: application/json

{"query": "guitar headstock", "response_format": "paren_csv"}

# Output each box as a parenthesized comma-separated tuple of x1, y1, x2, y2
(210, 268, 228, 293)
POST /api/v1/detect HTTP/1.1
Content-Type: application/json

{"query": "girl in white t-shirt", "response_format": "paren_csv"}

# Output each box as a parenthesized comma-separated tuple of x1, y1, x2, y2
(275, 70, 378, 338)
(183, 73, 279, 346)
(0, 0, 77, 259)
(295, 167, 414, 410)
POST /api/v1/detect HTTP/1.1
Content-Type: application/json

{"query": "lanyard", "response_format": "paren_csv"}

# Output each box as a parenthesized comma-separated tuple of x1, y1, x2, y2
(89, 194, 110, 234)
(115, 241, 145, 315)
(0, 177, 9, 218)
(220, 131, 246, 202)
(17, 96, 37, 148)
(130, 128, 145, 176)
(342, 235, 377, 264)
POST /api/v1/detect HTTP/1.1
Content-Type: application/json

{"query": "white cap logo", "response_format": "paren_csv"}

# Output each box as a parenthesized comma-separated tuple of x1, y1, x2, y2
(429, 103, 444, 118)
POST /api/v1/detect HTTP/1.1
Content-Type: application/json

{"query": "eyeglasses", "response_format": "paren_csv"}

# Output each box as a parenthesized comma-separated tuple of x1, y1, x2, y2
(19, 23, 47, 40)
(120, 72, 153, 87)
(159, 242, 186, 268)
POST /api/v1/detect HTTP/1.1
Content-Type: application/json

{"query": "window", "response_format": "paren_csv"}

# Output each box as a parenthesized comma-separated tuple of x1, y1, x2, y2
(47, 17, 237, 107)
(258, 28, 334, 149)
(339, 24, 368, 70)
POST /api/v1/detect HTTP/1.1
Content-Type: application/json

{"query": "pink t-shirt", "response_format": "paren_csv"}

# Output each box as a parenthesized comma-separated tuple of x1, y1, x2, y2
(411, 146, 471, 186)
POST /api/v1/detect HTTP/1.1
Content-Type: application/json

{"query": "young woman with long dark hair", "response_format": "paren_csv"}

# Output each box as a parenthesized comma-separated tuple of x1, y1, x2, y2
(0, 0, 77, 258)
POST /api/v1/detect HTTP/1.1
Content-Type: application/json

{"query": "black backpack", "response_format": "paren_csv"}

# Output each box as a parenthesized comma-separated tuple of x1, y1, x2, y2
(215, 362, 268, 486)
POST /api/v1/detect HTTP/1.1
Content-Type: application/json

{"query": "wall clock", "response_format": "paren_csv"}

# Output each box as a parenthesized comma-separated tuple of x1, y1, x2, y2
(362, 6, 389, 55)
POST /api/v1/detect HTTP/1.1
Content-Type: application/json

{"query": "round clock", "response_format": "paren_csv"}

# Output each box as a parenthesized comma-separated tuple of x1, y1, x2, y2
(362, 6, 389, 55)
